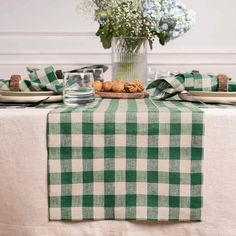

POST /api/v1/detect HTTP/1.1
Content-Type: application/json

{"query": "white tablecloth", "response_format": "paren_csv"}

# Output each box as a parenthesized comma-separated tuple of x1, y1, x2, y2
(0, 108, 236, 236)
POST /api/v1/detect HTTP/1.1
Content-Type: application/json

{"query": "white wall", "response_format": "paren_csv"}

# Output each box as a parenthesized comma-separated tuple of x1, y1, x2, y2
(0, 0, 236, 79)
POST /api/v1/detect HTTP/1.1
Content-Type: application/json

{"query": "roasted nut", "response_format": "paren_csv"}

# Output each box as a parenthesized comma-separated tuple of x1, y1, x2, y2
(135, 80, 144, 92)
(125, 81, 137, 93)
(124, 80, 144, 93)
(102, 81, 113, 92)
(92, 81, 103, 92)
(111, 81, 125, 93)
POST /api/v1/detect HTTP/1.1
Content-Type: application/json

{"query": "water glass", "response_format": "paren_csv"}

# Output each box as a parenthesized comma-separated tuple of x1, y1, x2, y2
(63, 72, 95, 106)
(84, 68, 104, 82)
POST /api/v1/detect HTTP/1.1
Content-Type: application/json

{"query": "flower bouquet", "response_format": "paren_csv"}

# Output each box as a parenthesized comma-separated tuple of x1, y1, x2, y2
(89, 0, 195, 83)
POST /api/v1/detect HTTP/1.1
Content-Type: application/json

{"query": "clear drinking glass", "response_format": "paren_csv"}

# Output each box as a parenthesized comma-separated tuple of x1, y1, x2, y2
(84, 68, 104, 82)
(63, 72, 95, 106)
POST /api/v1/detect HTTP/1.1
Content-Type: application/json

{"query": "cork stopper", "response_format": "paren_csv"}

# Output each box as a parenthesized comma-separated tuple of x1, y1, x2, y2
(217, 74, 229, 92)
(9, 75, 21, 91)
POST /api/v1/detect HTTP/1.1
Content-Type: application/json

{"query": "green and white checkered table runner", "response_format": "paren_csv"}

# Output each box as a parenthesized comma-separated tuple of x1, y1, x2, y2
(48, 98, 203, 221)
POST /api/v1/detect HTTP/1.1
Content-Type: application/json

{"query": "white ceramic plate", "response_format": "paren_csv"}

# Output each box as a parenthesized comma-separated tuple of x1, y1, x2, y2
(178, 91, 236, 104)
(0, 91, 55, 97)
(0, 95, 62, 103)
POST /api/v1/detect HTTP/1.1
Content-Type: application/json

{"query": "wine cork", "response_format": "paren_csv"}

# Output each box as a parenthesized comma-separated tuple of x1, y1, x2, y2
(217, 74, 229, 92)
(9, 75, 21, 91)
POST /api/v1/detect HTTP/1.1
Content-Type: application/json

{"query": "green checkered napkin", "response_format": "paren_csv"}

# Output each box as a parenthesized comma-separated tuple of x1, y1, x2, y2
(146, 72, 236, 100)
(0, 66, 63, 93)
(48, 99, 203, 221)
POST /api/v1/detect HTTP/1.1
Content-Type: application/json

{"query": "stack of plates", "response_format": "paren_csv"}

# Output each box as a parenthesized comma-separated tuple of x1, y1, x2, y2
(0, 91, 62, 103)
(178, 91, 236, 104)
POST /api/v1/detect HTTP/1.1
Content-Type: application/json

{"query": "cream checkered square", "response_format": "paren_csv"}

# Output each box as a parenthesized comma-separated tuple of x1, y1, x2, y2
(117, 99, 128, 111)
(71, 113, 82, 123)
(159, 112, 170, 124)
(50, 208, 61, 220)
(71, 159, 83, 172)
(180, 184, 191, 197)
(180, 160, 191, 173)
(115, 182, 126, 195)
(93, 183, 104, 195)
(95, 113, 105, 123)
(115, 135, 126, 147)
(180, 135, 191, 147)
(71, 207, 82, 219)
(185, 77, 194, 87)
(158, 207, 169, 220)
(48, 135, 60, 147)
(36, 69, 46, 79)
(158, 135, 170, 147)
(48, 114, 60, 123)
(50, 185, 61, 197)
(115, 207, 126, 219)
(158, 183, 169, 196)
(136, 159, 147, 171)
(179, 208, 191, 220)
(93, 207, 105, 219)
(136, 182, 148, 194)
(115, 158, 126, 170)
(137, 113, 149, 124)
(136, 207, 147, 219)
(158, 160, 169, 172)
(72, 184, 83, 195)
(181, 113, 192, 124)
(71, 134, 83, 147)
(115, 112, 126, 123)
(93, 158, 104, 171)
(137, 135, 148, 147)
(93, 135, 104, 147)
(49, 160, 61, 173)
(202, 76, 212, 89)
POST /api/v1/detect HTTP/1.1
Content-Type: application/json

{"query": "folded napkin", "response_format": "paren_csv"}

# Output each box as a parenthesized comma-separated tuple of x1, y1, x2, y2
(146, 72, 236, 99)
(0, 66, 63, 93)
(0, 65, 108, 94)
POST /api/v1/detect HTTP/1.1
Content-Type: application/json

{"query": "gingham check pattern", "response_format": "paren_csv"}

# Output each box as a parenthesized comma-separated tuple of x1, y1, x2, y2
(146, 73, 219, 99)
(0, 66, 62, 93)
(48, 98, 203, 221)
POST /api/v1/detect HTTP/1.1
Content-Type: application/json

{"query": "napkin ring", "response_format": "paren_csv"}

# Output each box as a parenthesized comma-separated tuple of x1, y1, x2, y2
(9, 75, 21, 91)
(217, 74, 229, 92)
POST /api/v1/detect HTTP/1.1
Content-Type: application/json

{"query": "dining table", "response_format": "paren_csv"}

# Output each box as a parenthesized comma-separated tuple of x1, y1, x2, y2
(0, 101, 236, 236)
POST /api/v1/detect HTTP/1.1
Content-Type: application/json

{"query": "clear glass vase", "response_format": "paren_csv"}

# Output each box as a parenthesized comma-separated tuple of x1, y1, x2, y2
(112, 37, 148, 85)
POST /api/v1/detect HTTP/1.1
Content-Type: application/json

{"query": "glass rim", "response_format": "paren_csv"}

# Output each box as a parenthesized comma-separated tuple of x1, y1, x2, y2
(64, 72, 94, 77)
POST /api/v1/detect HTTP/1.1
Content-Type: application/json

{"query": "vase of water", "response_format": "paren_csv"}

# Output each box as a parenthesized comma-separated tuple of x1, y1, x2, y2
(112, 37, 148, 85)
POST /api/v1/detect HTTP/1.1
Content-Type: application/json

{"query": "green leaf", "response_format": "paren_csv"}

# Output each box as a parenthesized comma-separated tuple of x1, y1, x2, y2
(148, 40, 153, 50)
(158, 34, 166, 46)
(96, 25, 112, 49)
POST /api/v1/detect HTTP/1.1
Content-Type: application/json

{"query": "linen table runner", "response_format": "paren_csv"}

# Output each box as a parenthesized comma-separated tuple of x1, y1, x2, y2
(48, 99, 203, 221)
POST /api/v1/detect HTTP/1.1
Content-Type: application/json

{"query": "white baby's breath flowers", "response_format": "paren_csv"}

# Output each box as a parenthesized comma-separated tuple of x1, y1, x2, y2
(79, 0, 195, 49)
